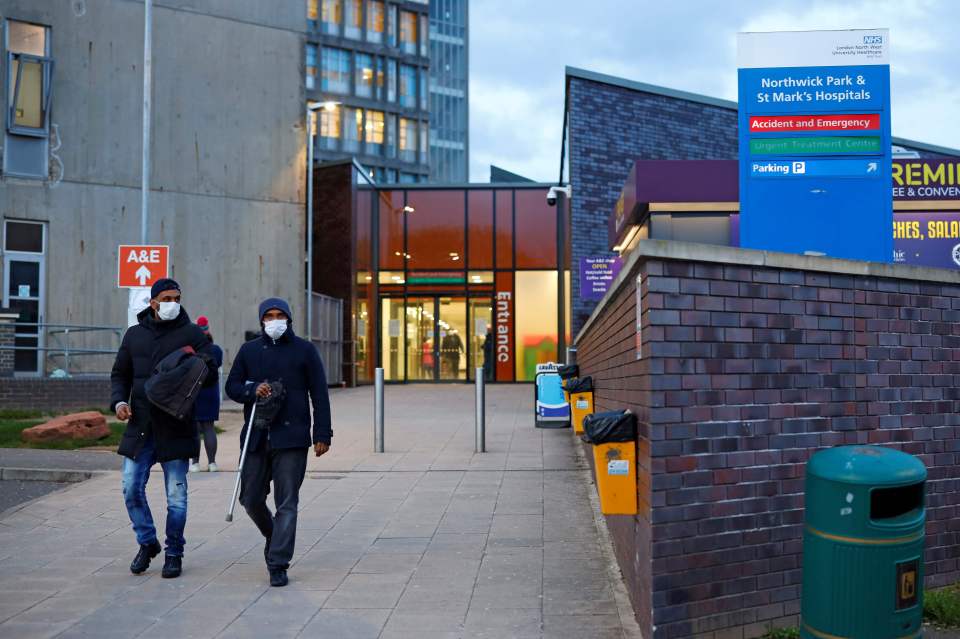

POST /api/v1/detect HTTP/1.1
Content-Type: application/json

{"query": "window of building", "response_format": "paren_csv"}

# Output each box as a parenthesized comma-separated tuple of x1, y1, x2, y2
(321, 0, 342, 35)
(419, 13, 429, 57)
(4, 20, 53, 180)
(387, 59, 397, 102)
(307, 0, 319, 29)
(344, 0, 362, 39)
(468, 191, 493, 268)
(399, 11, 417, 55)
(320, 47, 350, 94)
(399, 117, 416, 162)
(387, 4, 398, 47)
(514, 190, 558, 268)
(354, 53, 374, 98)
(386, 113, 397, 158)
(6, 20, 52, 133)
(3, 219, 46, 374)
(419, 67, 428, 110)
(406, 190, 465, 268)
(399, 172, 418, 184)
(399, 64, 416, 108)
(375, 57, 386, 100)
(305, 44, 318, 90)
(419, 123, 428, 164)
(319, 104, 341, 150)
(343, 107, 362, 152)
(515, 271, 558, 381)
(367, 0, 384, 43)
(365, 109, 384, 155)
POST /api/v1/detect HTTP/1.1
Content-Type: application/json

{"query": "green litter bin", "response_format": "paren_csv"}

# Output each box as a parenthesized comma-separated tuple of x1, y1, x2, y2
(801, 445, 927, 639)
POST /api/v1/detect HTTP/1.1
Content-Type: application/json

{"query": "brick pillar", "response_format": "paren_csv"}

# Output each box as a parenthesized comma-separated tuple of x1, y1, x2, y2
(0, 310, 18, 377)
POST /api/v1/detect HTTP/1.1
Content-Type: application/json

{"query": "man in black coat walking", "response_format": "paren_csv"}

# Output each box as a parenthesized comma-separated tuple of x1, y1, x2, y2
(110, 278, 217, 578)
(226, 297, 332, 587)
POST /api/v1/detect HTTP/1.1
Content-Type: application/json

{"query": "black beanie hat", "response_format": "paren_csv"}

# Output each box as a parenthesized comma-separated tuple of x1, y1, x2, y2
(150, 278, 180, 300)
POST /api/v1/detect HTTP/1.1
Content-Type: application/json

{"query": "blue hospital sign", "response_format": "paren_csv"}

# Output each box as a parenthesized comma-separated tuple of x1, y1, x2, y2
(737, 29, 892, 262)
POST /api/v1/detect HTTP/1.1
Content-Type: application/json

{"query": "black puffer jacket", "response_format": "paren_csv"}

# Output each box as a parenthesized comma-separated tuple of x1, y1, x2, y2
(110, 306, 216, 462)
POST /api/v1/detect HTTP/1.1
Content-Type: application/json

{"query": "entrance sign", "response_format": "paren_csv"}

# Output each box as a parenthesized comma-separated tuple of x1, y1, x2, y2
(118, 244, 169, 288)
(737, 29, 892, 262)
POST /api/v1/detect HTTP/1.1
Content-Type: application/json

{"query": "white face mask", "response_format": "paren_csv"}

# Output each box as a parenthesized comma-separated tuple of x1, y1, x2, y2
(264, 319, 287, 340)
(157, 301, 180, 321)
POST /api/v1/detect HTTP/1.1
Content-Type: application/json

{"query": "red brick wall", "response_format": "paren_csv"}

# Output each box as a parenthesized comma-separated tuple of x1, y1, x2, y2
(576, 254, 960, 639)
(0, 378, 111, 412)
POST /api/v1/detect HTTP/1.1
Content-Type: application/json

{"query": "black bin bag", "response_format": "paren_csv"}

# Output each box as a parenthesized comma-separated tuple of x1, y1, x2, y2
(581, 410, 637, 444)
(557, 364, 579, 380)
(564, 375, 594, 393)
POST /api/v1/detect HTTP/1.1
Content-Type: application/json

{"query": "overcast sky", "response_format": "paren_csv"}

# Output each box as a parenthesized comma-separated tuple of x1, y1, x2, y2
(467, 0, 960, 182)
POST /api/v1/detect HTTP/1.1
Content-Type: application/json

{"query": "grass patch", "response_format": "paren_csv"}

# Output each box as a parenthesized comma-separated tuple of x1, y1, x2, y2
(0, 416, 125, 450)
(762, 629, 799, 639)
(926, 582, 960, 628)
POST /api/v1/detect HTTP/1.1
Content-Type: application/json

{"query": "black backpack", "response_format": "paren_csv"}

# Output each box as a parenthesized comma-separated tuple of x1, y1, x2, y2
(144, 346, 209, 421)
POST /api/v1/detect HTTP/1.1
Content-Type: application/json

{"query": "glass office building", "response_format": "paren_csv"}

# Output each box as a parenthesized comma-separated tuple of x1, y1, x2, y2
(306, 0, 431, 183)
(312, 162, 571, 385)
(428, 0, 468, 182)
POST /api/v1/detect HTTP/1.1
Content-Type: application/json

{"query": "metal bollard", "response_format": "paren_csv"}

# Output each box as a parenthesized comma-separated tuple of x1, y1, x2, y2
(374, 367, 384, 453)
(475, 367, 485, 453)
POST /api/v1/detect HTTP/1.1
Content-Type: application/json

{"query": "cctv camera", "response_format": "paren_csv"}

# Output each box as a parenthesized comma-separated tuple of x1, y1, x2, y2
(546, 185, 571, 207)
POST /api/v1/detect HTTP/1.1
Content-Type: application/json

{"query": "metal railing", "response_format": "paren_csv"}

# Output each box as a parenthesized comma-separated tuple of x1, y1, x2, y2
(2, 322, 123, 376)
(311, 292, 344, 385)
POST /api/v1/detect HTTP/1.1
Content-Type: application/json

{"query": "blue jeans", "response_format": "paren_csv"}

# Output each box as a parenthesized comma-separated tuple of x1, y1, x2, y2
(121, 435, 189, 557)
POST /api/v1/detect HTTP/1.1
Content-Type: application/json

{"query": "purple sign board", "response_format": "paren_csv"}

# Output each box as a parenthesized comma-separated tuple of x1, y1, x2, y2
(732, 211, 960, 269)
(580, 257, 623, 301)
(894, 212, 960, 268)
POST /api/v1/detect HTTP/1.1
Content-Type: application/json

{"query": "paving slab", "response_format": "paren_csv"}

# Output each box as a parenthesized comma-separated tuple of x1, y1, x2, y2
(0, 385, 641, 639)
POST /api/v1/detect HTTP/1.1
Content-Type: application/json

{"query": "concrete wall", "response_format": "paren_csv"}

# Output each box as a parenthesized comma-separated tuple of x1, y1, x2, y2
(0, 0, 307, 374)
(575, 240, 960, 638)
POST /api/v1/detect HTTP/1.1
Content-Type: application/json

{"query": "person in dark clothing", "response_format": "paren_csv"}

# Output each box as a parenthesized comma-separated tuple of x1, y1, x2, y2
(441, 329, 464, 376)
(190, 315, 223, 473)
(110, 278, 217, 579)
(482, 327, 494, 381)
(225, 297, 332, 587)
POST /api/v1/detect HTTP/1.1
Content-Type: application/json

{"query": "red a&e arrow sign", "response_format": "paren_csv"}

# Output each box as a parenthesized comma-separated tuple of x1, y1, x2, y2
(118, 245, 169, 288)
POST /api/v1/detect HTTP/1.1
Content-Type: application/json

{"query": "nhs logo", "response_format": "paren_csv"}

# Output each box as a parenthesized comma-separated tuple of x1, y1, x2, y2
(864, 35, 883, 44)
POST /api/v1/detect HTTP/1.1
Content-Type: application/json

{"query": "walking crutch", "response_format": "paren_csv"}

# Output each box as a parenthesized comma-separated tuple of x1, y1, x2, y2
(225, 401, 257, 522)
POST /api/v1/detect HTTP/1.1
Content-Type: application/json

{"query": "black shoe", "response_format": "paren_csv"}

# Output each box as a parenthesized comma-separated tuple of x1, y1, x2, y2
(269, 568, 288, 587)
(161, 555, 182, 579)
(130, 541, 162, 574)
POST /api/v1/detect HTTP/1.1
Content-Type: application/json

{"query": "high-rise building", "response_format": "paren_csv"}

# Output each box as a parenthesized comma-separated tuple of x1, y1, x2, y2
(427, 0, 468, 182)
(306, 0, 431, 183)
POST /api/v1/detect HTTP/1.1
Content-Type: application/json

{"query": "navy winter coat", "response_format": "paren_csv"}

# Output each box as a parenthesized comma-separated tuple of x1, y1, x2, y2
(225, 298, 332, 451)
(193, 341, 223, 422)
(110, 306, 217, 462)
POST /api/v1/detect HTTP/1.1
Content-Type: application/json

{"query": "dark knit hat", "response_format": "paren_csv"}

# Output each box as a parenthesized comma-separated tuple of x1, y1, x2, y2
(150, 278, 180, 300)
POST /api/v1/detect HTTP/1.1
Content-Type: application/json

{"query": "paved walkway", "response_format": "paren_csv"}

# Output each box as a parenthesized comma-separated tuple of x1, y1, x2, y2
(0, 385, 641, 639)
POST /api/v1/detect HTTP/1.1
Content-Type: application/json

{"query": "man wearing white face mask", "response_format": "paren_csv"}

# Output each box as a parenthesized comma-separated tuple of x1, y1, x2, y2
(110, 278, 218, 579)
(225, 297, 332, 587)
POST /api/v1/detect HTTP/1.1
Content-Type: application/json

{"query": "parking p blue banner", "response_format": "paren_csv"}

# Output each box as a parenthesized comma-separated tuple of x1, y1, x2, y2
(737, 29, 892, 263)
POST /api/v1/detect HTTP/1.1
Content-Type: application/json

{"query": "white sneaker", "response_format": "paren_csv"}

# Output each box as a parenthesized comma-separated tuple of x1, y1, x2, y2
(188, 463, 200, 473)
(207, 463, 218, 473)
